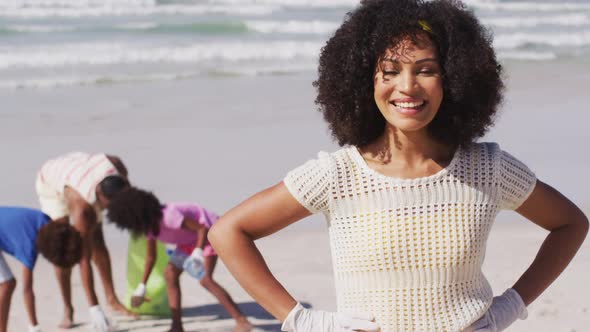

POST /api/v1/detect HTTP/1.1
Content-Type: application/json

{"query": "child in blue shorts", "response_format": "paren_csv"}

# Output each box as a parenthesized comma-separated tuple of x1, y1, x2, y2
(0, 206, 82, 332)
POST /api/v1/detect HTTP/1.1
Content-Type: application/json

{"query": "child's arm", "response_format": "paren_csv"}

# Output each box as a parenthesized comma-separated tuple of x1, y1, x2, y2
(208, 182, 311, 321)
(22, 266, 39, 328)
(512, 180, 588, 305)
(131, 237, 157, 307)
(141, 238, 157, 285)
(181, 218, 207, 250)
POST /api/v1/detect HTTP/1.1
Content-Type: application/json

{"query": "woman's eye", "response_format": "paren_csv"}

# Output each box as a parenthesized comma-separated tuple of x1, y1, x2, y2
(383, 70, 399, 76)
(418, 68, 438, 76)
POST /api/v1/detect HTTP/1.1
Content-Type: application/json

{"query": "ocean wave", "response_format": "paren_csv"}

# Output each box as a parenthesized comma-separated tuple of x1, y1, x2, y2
(467, 1, 590, 12)
(0, 72, 198, 89)
(144, 21, 249, 34)
(0, 4, 278, 18)
(0, 20, 338, 36)
(0, 0, 156, 8)
(482, 14, 590, 28)
(0, 41, 323, 69)
(0, 21, 250, 35)
(245, 20, 338, 34)
(205, 0, 358, 8)
(0, 24, 76, 33)
(113, 22, 159, 30)
(0, 63, 316, 89)
(498, 50, 557, 60)
(495, 30, 590, 49)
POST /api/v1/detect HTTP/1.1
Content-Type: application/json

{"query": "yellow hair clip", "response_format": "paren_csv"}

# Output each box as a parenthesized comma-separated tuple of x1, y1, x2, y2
(418, 20, 434, 34)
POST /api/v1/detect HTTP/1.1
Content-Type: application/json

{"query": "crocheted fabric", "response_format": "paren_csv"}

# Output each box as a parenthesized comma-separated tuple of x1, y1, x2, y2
(284, 142, 536, 331)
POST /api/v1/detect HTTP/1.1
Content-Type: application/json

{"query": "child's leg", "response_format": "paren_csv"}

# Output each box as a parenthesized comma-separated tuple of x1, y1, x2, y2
(164, 262, 184, 332)
(54, 265, 74, 328)
(0, 279, 16, 332)
(0, 252, 16, 332)
(90, 224, 137, 317)
(199, 256, 252, 330)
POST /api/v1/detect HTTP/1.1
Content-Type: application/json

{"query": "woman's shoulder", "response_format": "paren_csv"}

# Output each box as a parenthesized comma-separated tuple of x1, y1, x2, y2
(459, 142, 502, 161)
(317, 145, 358, 164)
(462, 141, 500, 153)
(460, 142, 534, 174)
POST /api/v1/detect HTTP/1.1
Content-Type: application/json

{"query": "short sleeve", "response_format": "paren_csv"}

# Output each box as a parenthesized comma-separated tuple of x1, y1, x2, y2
(498, 149, 537, 210)
(283, 152, 332, 214)
(161, 205, 185, 230)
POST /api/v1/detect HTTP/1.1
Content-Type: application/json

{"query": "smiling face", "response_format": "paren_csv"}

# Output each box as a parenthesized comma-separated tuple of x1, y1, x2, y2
(374, 34, 443, 136)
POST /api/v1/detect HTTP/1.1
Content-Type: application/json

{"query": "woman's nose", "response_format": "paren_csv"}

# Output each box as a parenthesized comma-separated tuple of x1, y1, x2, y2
(397, 71, 418, 93)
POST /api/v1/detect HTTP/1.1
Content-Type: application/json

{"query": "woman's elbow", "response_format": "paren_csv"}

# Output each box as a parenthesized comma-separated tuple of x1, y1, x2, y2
(564, 210, 590, 243)
(577, 213, 589, 239)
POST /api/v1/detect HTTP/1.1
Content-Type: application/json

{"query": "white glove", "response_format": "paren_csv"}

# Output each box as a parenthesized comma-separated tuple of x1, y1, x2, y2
(466, 288, 527, 332)
(89, 305, 113, 332)
(132, 283, 146, 297)
(28, 325, 41, 332)
(281, 302, 380, 332)
(190, 248, 204, 261)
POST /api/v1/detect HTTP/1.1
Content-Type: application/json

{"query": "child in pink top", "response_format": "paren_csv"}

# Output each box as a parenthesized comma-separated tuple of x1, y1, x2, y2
(107, 188, 253, 332)
(148, 203, 218, 258)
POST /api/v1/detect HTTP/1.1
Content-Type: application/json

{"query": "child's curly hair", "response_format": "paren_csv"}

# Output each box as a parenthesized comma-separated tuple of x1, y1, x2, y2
(37, 221, 82, 268)
(314, 0, 503, 147)
(106, 187, 162, 237)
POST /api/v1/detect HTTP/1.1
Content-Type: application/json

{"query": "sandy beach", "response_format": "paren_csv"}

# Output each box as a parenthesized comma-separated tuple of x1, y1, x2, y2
(1, 58, 589, 331)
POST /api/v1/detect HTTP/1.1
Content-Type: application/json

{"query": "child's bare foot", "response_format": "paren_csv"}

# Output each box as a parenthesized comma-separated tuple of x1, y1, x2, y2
(108, 299, 139, 318)
(58, 307, 74, 329)
(233, 317, 254, 332)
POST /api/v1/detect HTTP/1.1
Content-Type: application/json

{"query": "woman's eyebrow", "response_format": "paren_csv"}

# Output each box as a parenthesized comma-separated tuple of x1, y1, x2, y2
(415, 57, 438, 64)
(380, 57, 438, 64)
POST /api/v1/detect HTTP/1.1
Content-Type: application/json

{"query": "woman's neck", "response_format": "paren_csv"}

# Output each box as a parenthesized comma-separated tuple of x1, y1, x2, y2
(358, 126, 456, 177)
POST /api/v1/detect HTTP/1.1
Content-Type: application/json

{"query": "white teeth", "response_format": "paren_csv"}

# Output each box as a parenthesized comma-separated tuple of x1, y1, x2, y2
(394, 101, 424, 108)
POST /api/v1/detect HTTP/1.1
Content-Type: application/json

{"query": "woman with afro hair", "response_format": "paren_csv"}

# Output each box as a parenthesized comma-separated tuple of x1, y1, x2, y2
(207, 0, 588, 331)
(106, 188, 253, 332)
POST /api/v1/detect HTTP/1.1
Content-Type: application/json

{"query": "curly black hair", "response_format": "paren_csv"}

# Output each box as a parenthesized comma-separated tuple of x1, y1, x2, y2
(37, 221, 82, 268)
(314, 0, 503, 147)
(98, 175, 129, 200)
(106, 187, 162, 237)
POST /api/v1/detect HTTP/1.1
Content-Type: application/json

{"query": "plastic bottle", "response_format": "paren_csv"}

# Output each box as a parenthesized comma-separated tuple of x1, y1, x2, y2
(166, 248, 206, 280)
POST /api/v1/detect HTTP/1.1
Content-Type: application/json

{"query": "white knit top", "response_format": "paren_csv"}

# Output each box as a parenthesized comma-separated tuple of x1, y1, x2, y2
(283, 142, 536, 332)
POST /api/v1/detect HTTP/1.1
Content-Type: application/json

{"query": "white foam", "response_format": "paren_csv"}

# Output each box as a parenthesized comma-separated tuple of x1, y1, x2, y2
(0, 0, 156, 8)
(0, 4, 278, 18)
(245, 20, 338, 34)
(468, 1, 590, 12)
(483, 14, 590, 28)
(0, 71, 199, 89)
(3, 24, 76, 32)
(498, 50, 557, 60)
(495, 30, 590, 49)
(219, 62, 315, 76)
(209, 0, 358, 8)
(113, 22, 158, 30)
(0, 41, 323, 69)
(0, 63, 316, 89)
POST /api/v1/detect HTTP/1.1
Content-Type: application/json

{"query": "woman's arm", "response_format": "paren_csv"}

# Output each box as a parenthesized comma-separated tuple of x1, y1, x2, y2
(22, 266, 38, 326)
(208, 182, 311, 321)
(513, 180, 589, 305)
(64, 186, 100, 307)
